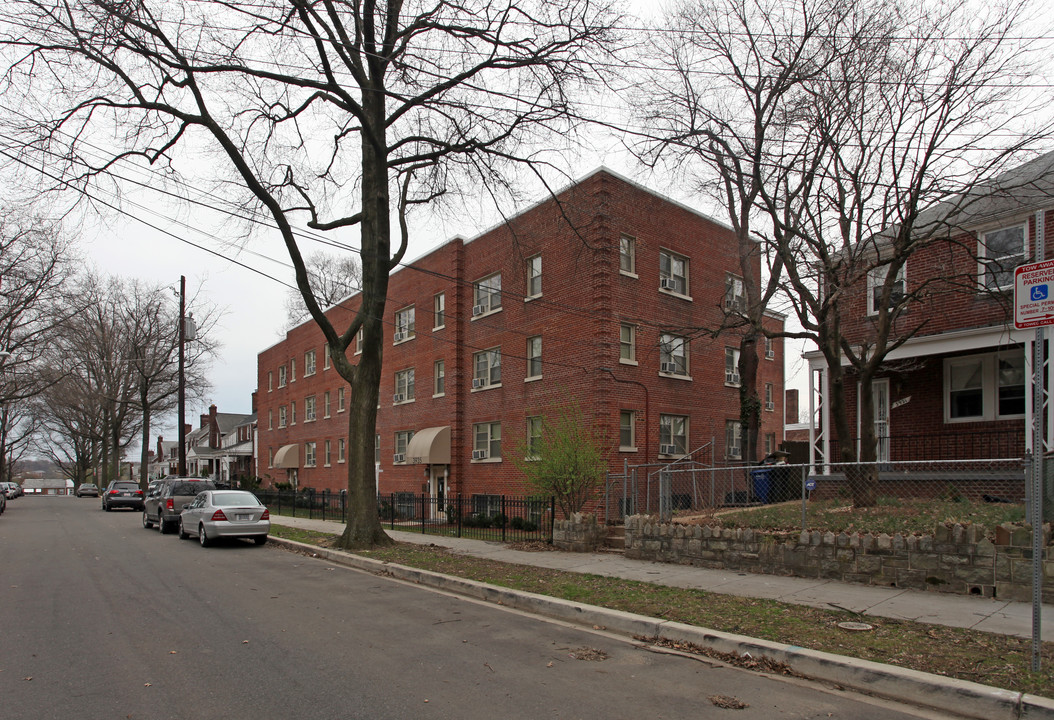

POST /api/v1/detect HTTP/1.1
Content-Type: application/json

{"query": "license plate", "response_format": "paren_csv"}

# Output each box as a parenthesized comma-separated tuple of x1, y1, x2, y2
(236, 514, 250, 521)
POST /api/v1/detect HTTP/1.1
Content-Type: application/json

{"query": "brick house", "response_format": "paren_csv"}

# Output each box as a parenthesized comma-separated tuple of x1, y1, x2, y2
(803, 152, 1054, 466)
(257, 169, 785, 513)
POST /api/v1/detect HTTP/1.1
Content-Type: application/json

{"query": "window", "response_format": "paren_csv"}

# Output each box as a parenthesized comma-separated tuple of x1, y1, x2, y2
(290, 400, 296, 425)
(305, 349, 316, 376)
(725, 347, 741, 386)
(473, 273, 502, 316)
(375, 434, 380, 464)
(619, 410, 635, 451)
(764, 433, 776, 456)
(526, 336, 542, 379)
(323, 343, 330, 369)
(526, 255, 542, 298)
(394, 430, 414, 463)
(473, 347, 501, 388)
(278, 406, 287, 428)
(945, 350, 1025, 421)
(394, 368, 415, 403)
(355, 328, 363, 354)
(659, 333, 689, 376)
(868, 263, 906, 315)
(338, 387, 346, 412)
(433, 292, 446, 329)
(268, 371, 273, 392)
(764, 336, 775, 359)
(305, 395, 317, 422)
(278, 365, 287, 387)
(620, 234, 636, 275)
(526, 416, 543, 459)
(394, 306, 415, 342)
(338, 438, 346, 463)
(725, 274, 746, 313)
(659, 249, 689, 296)
(268, 448, 273, 468)
(290, 358, 296, 382)
(725, 421, 742, 460)
(304, 441, 316, 467)
(980, 224, 1026, 290)
(473, 421, 501, 460)
(324, 440, 331, 467)
(268, 409, 273, 430)
(324, 391, 331, 418)
(434, 360, 445, 397)
(472, 494, 501, 517)
(620, 323, 636, 364)
(659, 414, 688, 456)
(765, 383, 774, 411)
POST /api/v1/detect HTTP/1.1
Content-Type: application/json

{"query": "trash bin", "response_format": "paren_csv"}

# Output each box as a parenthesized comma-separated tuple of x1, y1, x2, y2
(750, 467, 772, 504)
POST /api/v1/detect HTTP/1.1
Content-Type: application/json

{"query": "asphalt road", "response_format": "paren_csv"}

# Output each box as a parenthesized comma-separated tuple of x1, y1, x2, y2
(1, 497, 943, 720)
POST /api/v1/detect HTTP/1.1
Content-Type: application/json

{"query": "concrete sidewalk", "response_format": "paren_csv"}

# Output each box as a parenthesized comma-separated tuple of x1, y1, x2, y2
(270, 514, 1053, 641)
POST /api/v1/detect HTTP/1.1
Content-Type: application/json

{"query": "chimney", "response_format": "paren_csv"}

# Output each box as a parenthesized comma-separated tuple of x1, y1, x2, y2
(200, 414, 209, 429)
(785, 389, 800, 425)
(251, 391, 258, 414)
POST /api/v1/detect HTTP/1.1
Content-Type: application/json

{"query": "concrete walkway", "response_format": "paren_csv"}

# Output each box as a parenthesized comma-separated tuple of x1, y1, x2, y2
(270, 514, 1053, 642)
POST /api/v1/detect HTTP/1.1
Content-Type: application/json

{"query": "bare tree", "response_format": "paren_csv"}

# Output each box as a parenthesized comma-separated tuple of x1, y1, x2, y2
(641, 0, 1051, 504)
(284, 251, 361, 329)
(1, 0, 622, 547)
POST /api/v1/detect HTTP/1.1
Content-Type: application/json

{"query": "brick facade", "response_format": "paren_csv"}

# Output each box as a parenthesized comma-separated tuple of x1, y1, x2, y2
(257, 169, 785, 507)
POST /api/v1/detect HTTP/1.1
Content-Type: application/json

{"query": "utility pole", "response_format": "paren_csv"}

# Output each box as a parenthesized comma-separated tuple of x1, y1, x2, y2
(178, 275, 187, 476)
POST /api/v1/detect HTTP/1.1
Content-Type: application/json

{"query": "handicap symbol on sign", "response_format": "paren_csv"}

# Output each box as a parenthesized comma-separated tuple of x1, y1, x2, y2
(1032, 284, 1049, 302)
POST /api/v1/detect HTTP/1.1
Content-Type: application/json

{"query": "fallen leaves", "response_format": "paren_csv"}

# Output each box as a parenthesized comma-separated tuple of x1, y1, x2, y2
(708, 695, 749, 710)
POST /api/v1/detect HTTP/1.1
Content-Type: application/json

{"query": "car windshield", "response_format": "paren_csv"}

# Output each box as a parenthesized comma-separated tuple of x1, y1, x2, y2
(210, 491, 262, 507)
(172, 482, 214, 495)
(113, 483, 139, 491)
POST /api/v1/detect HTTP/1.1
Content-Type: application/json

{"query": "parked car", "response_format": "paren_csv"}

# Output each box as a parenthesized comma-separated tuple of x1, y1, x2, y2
(1, 482, 18, 499)
(101, 481, 146, 511)
(178, 490, 270, 546)
(76, 483, 100, 498)
(143, 477, 216, 534)
(0, 490, 6, 514)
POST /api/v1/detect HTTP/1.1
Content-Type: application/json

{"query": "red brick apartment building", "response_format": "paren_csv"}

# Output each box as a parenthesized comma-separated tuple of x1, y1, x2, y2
(257, 169, 785, 508)
(803, 152, 1054, 465)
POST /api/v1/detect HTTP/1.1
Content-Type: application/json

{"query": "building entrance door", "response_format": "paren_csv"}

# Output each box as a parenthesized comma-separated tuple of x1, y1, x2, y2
(429, 467, 447, 521)
(873, 379, 890, 464)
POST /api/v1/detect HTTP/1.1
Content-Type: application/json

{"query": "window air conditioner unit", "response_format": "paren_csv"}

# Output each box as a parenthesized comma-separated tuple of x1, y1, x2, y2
(660, 362, 679, 374)
(393, 331, 406, 342)
(765, 349, 775, 358)
(393, 393, 404, 403)
(765, 401, 775, 411)
(472, 303, 487, 316)
(393, 453, 405, 463)
(472, 378, 487, 389)
(472, 450, 488, 460)
(660, 277, 677, 291)
(659, 444, 677, 455)
(726, 372, 741, 384)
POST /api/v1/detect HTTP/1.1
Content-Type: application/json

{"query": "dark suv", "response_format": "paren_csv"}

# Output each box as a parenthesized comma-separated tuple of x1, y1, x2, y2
(143, 477, 216, 534)
(101, 481, 146, 511)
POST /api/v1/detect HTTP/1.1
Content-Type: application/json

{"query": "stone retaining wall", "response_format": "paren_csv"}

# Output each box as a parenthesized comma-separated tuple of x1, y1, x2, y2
(553, 513, 602, 553)
(623, 515, 1054, 603)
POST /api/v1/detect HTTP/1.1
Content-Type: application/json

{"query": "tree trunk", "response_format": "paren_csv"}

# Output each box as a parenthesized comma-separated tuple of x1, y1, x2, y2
(139, 391, 151, 490)
(738, 333, 760, 463)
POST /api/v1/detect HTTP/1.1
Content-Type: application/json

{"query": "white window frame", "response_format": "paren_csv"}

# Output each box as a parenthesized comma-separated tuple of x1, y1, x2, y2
(268, 371, 273, 392)
(725, 273, 746, 313)
(355, 328, 363, 355)
(394, 368, 415, 403)
(338, 387, 346, 412)
(394, 430, 414, 463)
(268, 409, 273, 430)
(433, 292, 446, 330)
(867, 262, 907, 316)
(619, 409, 636, 452)
(725, 347, 741, 386)
(394, 305, 415, 343)
(765, 383, 774, 411)
(290, 358, 296, 382)
(290, 400, 296, 425)
(526, 255, 542, 299)
(338, 438, 346, 463)
(278, 365, 287, 388)
(472, 347, 501, 389)
(943, 349, 1025, 422)
(324, 440, 331, 467)
(659, 249, 690, 298)
(305, 349, 316, 376)
(323, 343, 330, 370)
(978, 223, 1027, 291)
(659, 333, 690, 378)
(472, 421, 501, 461)
(725, 420, 742, 460)
(620, 234, 636, 276)
(304, 441, 316, 468)
(278, 406, 287, 428)
(764, 336, 775, 360)
(472, 273, 502, 318)
(323, 391, 331, 418)
(659, 414, 688, 457)
(526, 416, 542, 460)
(526, 336, 542, 380)
(620, 323, 637, 365)
(305, 395, 316, 422)
(434, 359, 446, 397)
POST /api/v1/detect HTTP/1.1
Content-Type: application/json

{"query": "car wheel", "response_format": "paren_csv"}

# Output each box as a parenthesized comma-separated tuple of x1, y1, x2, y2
(178, 518, 190, 540)
(142, 511, 153, 529)
(198, 523, 212, 547)
(157, 513, 167, 534)
(253, 535, 267, 546)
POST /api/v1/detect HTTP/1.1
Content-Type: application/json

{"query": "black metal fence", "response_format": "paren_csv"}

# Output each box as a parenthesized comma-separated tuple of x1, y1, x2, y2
(255, 489, 555, 543)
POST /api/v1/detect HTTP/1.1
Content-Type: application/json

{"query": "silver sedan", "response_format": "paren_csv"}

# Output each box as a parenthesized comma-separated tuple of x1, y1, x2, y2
(178, 490, 270, 547)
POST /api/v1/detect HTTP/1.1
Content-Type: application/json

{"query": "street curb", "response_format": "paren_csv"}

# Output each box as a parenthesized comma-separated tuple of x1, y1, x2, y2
(270, 536, 1054, 720)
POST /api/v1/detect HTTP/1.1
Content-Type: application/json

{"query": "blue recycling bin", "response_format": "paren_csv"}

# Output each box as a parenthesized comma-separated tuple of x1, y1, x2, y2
(750, 468, 772, 504)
